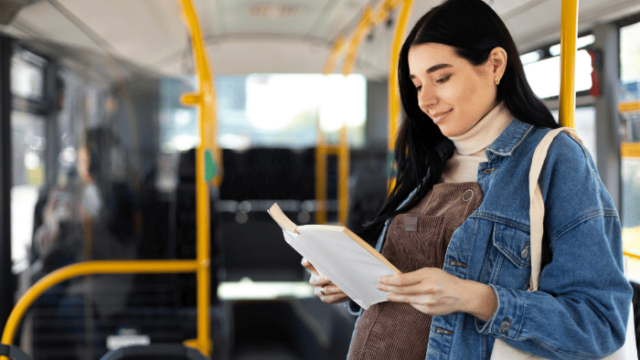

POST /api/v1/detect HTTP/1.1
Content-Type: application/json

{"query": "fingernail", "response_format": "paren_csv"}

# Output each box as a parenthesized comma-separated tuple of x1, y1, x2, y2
(376, 284, 383, 290)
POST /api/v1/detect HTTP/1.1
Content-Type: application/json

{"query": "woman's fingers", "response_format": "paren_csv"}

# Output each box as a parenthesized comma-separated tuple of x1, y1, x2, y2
(309, 273, 332, 287)
(386, 293, 423, 303)
(320, 293, 349, 304)
(314, 284, 341, 296)
(314, 284, 349, 304)
(301, 258, 318, 275)
(302, 258, 349, 304)
(379, 271, 424, 286)
(377, 282, 428, 295)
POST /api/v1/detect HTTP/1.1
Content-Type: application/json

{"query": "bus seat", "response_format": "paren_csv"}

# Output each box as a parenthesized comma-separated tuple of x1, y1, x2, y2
(0, 344, 34, 360)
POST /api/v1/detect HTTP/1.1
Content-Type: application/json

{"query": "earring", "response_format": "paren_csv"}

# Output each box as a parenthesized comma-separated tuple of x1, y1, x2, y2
(495, 78, 500, 85)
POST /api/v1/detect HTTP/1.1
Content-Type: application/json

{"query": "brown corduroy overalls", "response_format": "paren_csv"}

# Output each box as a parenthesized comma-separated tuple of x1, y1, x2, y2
(348, 182, 483, 360)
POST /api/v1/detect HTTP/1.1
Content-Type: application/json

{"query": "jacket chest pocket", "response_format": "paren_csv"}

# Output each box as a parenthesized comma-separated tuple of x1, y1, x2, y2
(486, 223, 532, 290)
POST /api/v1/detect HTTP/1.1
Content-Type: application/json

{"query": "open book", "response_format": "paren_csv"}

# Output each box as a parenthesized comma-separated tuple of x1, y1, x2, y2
(268, 203, 400, 310)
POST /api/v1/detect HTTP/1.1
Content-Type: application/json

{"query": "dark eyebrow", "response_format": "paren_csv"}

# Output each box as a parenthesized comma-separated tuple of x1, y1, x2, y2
(409, 64, 453, 79)
(427, 64, 452, 73)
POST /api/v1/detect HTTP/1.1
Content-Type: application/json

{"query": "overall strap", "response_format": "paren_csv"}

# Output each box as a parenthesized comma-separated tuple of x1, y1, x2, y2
(528, 127, 583, 291)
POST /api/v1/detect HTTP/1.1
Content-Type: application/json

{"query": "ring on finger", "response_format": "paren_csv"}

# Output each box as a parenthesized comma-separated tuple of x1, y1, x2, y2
(320, 284, 327, 296)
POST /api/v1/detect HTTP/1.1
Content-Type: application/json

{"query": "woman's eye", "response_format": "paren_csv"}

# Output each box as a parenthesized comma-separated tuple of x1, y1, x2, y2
(415, 85, 422, 92)
(436, 75, 451, 84)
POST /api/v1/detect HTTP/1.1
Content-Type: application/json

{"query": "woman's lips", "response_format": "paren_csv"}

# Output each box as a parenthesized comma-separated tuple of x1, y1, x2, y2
(431, 109, 452, 123)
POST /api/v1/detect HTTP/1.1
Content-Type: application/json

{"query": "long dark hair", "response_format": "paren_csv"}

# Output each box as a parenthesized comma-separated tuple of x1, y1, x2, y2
(358, 0, 559, 242)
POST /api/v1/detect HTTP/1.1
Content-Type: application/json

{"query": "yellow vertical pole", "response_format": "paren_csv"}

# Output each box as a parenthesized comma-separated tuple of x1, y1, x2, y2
(333, 8, 373, 226)
(559, 0, 579, 129)
(320, 1, 405, 224)
(177, 0, 214, 356)
(315, 131, 328, 224)
(338, 125, 350, 226)
(388, 0, 415, 188)
(316, 37, 347, 225)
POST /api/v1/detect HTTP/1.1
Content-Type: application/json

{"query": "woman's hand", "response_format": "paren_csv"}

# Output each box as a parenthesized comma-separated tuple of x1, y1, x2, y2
(378, 267, 497, 321)
(302, 258, 349, 304)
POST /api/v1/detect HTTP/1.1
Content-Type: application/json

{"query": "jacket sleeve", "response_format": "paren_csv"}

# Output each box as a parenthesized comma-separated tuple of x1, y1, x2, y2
(475, 133, 633, 359)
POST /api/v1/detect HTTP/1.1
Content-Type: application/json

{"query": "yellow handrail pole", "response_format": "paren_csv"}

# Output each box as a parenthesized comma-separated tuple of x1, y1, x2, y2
(177, 0, 215, 356)
(625, 250, 640, 262)
(323, 36, 347, 75)
(1, 261, 199, 347)
(316, 38, 347, 224)
(319, 0, 404, 224)
(342, 7, 373, 76)
(559, 0, 579, 128)
(334, 7, 377, 226)
(388, 0, 415, 190)
(1, 2, 216, 355)
(315, 132, 328, 224)
(323, 0, 403, 69)
(338, 125, 350, 225)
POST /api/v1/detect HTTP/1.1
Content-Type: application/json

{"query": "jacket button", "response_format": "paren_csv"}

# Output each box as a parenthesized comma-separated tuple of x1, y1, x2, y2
(520, 248, 529, 259)
(500, 320, 511, 333)
(463, 190, 473, 201)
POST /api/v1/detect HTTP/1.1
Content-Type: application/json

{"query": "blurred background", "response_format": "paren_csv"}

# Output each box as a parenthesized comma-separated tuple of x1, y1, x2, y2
(0, 0, 639, 359)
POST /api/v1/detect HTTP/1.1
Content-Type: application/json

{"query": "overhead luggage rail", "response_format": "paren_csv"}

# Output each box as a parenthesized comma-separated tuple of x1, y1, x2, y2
(1, 0, 217, 358)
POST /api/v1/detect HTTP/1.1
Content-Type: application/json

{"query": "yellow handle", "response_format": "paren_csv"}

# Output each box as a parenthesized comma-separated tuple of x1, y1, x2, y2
(1, 261, 199, 346)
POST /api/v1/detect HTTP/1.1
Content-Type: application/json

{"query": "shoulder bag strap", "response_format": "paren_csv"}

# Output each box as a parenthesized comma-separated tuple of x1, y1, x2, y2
(528, 127, 583, 291)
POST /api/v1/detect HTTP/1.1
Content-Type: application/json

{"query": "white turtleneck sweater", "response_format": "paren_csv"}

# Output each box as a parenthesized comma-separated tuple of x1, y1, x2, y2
(439, 102, 513, 183)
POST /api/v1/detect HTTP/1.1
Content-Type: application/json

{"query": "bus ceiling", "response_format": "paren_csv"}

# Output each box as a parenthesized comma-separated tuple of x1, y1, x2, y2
(0, 0, 639, 79)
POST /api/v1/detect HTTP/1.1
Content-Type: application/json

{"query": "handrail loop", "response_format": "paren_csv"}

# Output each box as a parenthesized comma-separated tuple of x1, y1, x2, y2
(1, 261, 199, 347)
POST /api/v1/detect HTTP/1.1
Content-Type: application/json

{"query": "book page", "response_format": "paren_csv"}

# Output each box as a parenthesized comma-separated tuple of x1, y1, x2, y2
(282, 227, 397, 309)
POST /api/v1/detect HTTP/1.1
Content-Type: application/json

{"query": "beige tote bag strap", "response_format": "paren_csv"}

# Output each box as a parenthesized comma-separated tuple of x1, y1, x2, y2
(528, 127, 583, 291)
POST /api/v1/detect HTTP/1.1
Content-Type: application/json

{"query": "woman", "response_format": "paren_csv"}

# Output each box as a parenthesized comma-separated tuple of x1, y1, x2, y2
(303, 0, 633, 359)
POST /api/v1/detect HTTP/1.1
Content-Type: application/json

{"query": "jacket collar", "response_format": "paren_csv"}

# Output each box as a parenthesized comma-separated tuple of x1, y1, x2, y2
(485, 118, 534, 161)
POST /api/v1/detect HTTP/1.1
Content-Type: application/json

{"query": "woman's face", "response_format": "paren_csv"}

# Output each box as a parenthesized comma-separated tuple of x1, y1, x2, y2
(408, 43, 501, 137)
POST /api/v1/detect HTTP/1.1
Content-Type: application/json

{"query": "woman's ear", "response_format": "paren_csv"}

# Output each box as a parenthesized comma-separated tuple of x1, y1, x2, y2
(489, 47, 508, 81)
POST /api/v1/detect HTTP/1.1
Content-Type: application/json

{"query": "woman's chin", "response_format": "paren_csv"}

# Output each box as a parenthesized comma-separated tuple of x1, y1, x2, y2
(437, 125, 456, 138)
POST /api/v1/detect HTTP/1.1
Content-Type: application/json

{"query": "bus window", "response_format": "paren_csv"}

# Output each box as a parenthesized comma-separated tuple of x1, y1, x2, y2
(620, 21, 640, 83)
(523, 35, 595, 100)
(11, 51, 45, 101)
(10, 111, 47, 271)
(620, 19, 640, 273)
(159, 74, 367, 152)
(550, 107, 597, 165)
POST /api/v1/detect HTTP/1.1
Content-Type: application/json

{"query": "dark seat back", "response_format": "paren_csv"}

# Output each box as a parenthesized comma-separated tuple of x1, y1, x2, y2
(99, 344, 209, 360)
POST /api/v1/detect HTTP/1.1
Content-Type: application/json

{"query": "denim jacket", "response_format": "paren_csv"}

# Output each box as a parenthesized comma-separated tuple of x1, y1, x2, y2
(347, 118, 633, 360)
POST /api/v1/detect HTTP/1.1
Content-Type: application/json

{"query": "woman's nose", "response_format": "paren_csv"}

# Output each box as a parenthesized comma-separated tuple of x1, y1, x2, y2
(418, 90, 437, 114)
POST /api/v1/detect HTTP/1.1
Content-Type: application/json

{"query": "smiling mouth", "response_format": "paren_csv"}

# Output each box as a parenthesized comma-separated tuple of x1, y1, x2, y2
(431, 109, 452, 123)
